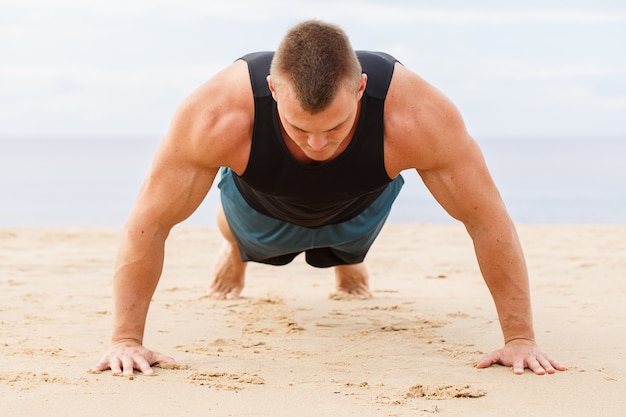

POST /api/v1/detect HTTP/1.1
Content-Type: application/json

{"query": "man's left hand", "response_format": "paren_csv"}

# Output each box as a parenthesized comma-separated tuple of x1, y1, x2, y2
(477, 339, 567, 375)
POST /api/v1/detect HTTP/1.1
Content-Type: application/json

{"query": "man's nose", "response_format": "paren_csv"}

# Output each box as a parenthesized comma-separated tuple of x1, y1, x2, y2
(307, 134, 328, 150)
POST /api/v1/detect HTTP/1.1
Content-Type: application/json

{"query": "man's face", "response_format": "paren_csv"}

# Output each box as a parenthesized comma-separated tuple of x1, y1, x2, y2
(269, 74, 367, 163)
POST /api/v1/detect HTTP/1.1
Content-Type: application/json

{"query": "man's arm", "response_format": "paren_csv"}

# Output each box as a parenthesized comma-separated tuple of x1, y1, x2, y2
(92, 61, 254, 375)
(385, 64, 565, 374)
(91, 130, 219, 375)
(419, 138, 565, 374)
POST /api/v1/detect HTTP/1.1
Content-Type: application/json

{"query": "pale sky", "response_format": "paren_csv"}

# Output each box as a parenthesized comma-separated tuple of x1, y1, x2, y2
(1, 0, 625, 139)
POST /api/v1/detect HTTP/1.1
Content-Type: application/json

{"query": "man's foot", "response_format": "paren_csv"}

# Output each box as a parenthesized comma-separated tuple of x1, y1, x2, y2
(333, 263, 372, 299)
(209, 241, 247, 299)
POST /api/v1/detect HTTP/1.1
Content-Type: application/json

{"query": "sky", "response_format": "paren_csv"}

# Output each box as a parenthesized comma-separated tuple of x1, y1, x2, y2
(1, 0, 625, 139)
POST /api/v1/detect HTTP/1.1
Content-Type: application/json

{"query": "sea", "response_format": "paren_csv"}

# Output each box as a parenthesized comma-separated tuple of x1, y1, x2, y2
(1, 136, 625, 227)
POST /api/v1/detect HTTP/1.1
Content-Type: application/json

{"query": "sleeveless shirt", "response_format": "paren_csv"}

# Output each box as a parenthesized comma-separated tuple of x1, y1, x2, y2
(233, 51, 397, 228)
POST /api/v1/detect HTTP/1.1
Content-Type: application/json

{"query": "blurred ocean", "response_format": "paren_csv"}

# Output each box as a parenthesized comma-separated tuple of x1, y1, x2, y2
(1, 136, 624, 226)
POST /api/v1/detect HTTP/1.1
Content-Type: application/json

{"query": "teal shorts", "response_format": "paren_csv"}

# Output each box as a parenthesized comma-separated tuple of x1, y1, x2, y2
(217, 167, 404, 268)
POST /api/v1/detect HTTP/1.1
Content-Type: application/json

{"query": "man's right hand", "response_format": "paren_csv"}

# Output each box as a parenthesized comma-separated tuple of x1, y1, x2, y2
(91, 340, 177, 376)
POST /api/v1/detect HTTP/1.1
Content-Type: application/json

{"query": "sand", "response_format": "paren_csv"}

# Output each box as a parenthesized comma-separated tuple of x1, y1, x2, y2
(1, 224, 624, 416)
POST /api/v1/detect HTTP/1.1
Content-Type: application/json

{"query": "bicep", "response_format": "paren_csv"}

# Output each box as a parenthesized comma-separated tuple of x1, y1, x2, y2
(129, 139, 219, 230)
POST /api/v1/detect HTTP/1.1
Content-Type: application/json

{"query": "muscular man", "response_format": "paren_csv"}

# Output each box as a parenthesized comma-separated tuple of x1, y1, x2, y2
(92, 20, 565, 376)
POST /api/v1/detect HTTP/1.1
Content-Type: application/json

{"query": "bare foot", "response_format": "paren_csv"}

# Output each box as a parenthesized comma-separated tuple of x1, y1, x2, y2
(333, 263, 372, 299)
(209, 241, 247, 299)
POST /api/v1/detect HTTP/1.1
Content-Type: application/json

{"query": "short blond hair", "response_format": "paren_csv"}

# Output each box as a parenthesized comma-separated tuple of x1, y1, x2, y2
(270, 20, 362, 114)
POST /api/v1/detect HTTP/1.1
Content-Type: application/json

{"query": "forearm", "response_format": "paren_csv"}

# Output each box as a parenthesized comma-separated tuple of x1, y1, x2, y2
(468, 219, 535, 343)
(110, 224, 168, 345)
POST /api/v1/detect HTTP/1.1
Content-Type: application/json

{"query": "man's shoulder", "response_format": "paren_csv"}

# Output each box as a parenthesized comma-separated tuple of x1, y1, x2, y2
(166, 60, 254, 169)
(386, 64, 459, 128)
(188, 59, 253, 112)
(384, 65, 471, 172)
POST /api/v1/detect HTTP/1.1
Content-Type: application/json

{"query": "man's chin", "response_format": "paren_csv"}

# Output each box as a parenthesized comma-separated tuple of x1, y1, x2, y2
(305, 150, 336, 163)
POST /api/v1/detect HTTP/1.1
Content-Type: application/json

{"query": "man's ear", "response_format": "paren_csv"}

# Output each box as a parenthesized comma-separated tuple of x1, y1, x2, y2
(358, 73, 368, 99)
(267, 75, 277, 101)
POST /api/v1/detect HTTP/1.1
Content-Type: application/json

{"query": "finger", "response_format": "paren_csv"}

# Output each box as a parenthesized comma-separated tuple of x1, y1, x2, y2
(121, 356, 135, 376)
(155, 354, 178, 366)
(543, 353, 567, 372)
(537, 356, 556, 374)
(553, 360, 567, 371)
(476, 353, 498, 369)
(544, 354, 567, 372)
(527, 357, 546, 375)
(513, 357, 526, 375)
(92, 358, 111, 373)
(110, 357, 123, 375)
(134, 355, 155, 375)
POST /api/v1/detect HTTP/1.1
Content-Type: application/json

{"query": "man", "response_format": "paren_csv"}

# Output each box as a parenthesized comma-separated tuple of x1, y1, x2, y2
(92, 20, 565, 377)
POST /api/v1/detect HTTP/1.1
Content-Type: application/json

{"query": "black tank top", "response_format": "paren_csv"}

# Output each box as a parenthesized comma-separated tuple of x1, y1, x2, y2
(233, 51, 397, 228)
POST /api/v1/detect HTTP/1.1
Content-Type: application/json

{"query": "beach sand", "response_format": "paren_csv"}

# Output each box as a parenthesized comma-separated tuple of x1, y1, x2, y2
(1, 224, 624, 416)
